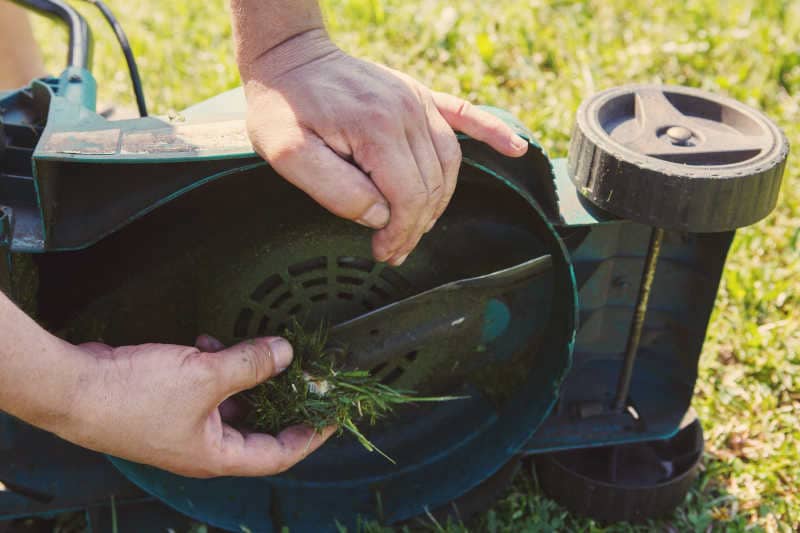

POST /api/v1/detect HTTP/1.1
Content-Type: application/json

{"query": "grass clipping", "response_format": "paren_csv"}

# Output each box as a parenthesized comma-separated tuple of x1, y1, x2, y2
(238, 323, 464, 463)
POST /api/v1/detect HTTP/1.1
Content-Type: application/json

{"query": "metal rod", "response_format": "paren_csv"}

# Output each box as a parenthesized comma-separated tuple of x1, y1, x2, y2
(613, 226, 664, 411)
(11, 0, 93, 70)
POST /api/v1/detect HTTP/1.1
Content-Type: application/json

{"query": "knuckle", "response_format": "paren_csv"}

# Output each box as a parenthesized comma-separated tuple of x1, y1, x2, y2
(434, 197, 452, 220)
(244, 342, 272, 383)
(337, 117, 365, 141)
(444, 136, 462, 173)
(412, 185, 433, 206)
(454, 98, 473, 119)
(430, 123, 461, 181)
(396, 237, 422, 258)
(333, 188, 380, 222)
(428, 182, 445, 203)
(393, 193, 428, 217)
(245, 119, 262, 146)
(489, 123, 508, 139)
(189, 353, 218, 387)
(365, 107, 395, 129)
(396, 91, 421, 115)
(376, 226, 405, 250)
(393, 181, 431, 206)
(267, 138, 308, 165)
(356, 140, 383, 169)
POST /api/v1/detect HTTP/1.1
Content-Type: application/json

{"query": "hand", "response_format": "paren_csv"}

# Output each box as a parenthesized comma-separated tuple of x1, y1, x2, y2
(56, 336, 333, 478)
(241, 29, 529, 266)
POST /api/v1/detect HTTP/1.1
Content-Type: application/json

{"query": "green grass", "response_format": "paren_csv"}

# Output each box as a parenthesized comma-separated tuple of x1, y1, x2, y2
(29, 0, 800, 531)
(241, 322, 464, 463)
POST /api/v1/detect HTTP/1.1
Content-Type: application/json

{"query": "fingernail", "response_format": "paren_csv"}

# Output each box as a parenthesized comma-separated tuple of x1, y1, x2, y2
(391, 253, 409, 266)
(268, 338, 293, 372)
(511, 135, 528, 152)
(357, 203, 390, 229)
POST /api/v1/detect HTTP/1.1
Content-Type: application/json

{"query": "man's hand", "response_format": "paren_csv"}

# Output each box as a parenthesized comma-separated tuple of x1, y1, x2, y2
(240, 29, 528, 266)
(1, 284, 331, 479)
(0, 286, 333, 479)
(55, 335, 332, 478)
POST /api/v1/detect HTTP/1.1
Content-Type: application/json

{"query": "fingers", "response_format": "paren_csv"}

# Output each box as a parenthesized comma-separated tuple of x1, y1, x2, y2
(376, 98, 460, 264)
(195, 334, 226, 353)
(191, 334, 332, 476)
(214, 337, 293, 395)
(215, 424, 336, 477)
(368, 89, 522, 265)
(424, 103, 461, 227)
(391, 120, 444, 264)
(257, 127, 391, 230)
(431, 91, 529, 158)
(362, 136, 430, 264)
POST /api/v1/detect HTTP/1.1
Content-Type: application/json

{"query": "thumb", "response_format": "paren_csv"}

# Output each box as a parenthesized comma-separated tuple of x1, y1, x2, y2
(215, 337, 293, 394)
(265, 129, 392, 230)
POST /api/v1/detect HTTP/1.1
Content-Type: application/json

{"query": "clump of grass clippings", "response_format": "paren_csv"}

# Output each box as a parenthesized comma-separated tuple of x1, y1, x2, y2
(238, 322, 464, 463)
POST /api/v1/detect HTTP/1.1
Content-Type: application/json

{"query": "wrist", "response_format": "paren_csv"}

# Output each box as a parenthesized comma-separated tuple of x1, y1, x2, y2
(37, 341, 95, 433)
(17, 340, 96, 438)
(230, 0, 327, 76)
(0, 289, 97, 437)
(238, 28, 338, 84)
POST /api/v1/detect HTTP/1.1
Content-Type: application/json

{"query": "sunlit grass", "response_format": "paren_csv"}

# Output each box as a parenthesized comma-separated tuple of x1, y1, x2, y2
(29, 0, 800, 530)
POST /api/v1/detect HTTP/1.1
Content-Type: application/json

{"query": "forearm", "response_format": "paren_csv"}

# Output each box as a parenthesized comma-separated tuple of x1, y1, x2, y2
(0, 290, 89, 432)
(230, 0, 327, 76)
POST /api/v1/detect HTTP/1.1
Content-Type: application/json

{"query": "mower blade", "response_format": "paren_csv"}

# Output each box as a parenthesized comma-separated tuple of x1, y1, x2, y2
(328, 253, 552, 370)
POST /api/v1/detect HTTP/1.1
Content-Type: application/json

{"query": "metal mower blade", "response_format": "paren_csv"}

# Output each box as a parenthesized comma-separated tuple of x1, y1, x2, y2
(329, 253, 552, 371)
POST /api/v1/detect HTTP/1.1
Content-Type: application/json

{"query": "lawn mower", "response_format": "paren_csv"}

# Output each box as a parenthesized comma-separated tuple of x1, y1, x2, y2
(0, 1, 789, 531)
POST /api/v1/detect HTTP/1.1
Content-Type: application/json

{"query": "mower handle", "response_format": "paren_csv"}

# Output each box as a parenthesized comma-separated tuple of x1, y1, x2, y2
(10, 0, 92, 71)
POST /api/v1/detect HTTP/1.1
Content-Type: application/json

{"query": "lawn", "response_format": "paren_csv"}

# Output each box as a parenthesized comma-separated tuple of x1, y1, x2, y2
(29, 0, 800, 531)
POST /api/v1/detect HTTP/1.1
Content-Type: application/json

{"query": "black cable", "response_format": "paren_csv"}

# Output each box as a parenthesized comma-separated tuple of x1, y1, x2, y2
(81, 0, 148, 117)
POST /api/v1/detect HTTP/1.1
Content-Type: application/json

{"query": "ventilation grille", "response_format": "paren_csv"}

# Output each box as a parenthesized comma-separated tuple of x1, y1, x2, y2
(233, 255, 416, 382)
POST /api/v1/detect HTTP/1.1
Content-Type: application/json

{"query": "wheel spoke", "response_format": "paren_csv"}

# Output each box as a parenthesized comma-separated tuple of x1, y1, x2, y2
(623, 88, 704, 155)
(623, 88, 774, 164)
(633, 87, 689, 131)
(645, 147, 764, 165)
(645, 126, 771, 163)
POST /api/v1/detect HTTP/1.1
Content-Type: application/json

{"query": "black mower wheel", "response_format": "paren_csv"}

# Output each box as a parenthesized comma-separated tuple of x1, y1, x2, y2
(533, 415, 704, 523)
(568, 84, 788, 232)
